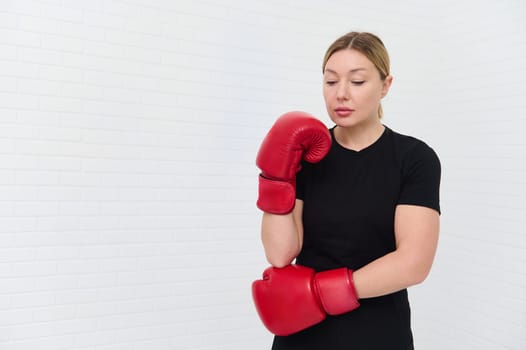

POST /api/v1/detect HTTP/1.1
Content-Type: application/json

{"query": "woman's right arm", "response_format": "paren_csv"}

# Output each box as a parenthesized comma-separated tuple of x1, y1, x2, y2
(261, 199, 304, 267)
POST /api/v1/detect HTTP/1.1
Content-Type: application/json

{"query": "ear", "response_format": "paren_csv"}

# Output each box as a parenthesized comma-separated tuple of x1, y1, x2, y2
(381, 75, 393, 98)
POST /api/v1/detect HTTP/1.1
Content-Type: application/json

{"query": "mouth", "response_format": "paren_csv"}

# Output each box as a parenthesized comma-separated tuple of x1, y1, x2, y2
(334, 107, 354, 117)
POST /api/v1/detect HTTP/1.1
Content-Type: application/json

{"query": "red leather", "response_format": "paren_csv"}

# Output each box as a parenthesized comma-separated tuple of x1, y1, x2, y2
(252, 264, 360, 336)
(257, 176, 296, 214)
(252, 265, 325, 336)
(314, 268, 360, 315)
(256, 111, 331, 214)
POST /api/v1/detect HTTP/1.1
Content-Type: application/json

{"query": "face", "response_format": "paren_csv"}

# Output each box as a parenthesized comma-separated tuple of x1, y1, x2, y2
(323, 49, 392, 128)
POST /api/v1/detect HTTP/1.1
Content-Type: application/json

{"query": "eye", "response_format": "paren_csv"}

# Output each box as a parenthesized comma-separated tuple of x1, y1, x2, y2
(325, 80, 337, 86)
(351, 81, 365, 86)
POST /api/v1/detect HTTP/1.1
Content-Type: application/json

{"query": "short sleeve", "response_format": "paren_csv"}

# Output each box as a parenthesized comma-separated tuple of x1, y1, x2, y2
(398, 143, 441, 214)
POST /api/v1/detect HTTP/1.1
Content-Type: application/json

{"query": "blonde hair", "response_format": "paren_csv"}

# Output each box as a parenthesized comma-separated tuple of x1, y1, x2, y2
(322, 32, 390, 119)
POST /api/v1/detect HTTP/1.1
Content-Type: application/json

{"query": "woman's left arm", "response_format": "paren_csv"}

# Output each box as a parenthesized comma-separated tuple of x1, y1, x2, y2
(352, 204, 440, 299)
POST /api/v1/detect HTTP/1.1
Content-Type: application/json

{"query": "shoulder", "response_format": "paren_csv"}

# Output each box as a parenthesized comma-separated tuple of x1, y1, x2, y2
(386, 127, 442, 213)
(385, 126, 440, 167)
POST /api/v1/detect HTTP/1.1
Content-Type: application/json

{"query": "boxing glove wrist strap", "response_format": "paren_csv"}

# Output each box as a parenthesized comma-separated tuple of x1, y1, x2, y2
(256, 175, 296, 214)
(314, 267, 360, 315)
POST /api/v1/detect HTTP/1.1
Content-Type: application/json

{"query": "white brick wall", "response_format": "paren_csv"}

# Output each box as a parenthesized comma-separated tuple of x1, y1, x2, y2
(0, 0, 524, 349)
(404, 1, 526, 349)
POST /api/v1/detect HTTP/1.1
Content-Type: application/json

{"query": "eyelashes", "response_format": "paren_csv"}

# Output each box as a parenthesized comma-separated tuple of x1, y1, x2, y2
(324, 81, 365, 86)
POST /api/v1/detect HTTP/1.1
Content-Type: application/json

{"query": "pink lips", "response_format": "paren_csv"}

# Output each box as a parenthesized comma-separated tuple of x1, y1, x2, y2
(334, 107, 354, 117)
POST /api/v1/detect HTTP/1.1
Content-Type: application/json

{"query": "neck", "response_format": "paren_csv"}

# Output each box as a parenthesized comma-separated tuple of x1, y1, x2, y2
(334, 120, 385, 151)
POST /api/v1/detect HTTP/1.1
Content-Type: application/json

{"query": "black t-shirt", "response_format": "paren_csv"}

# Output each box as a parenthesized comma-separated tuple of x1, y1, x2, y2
(272, 125, 441, 350)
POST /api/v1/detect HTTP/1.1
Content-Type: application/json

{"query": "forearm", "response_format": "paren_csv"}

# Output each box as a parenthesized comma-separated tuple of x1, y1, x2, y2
(261, 212, 301, 268)
(352, 252, 422, 299)
(254, 113, 329, 267)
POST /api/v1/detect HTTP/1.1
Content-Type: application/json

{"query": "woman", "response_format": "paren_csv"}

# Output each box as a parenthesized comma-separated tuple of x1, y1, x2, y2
(253, 31, 441, 350)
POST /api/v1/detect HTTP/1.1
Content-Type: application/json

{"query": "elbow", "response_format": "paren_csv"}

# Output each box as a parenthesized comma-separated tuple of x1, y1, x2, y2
(265, 252, 297, 268)
(407, 262, 433, 286)
(262, 235, 301, 268)
(264, 245, 300, 268)
(411, 270, 430, 285)
(268, 259, 293, 269)
(399, 246, 436, 287)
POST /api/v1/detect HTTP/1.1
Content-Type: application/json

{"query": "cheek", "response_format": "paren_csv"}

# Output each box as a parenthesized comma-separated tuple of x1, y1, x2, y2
(322, 86, 333, 103)
(360, 85, 383, 104)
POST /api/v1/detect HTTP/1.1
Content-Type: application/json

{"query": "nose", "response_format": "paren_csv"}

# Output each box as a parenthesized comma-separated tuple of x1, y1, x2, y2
(336, 82, 349, 100)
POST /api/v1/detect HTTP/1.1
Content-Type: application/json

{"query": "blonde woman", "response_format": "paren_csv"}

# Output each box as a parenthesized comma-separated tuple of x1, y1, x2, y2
(253, 32, 441, 350)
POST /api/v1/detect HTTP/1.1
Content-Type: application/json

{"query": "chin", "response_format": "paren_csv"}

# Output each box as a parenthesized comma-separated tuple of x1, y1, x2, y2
(331, 117, 362, 128)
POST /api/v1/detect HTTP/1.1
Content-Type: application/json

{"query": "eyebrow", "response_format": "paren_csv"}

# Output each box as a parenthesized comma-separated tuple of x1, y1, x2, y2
(324, 68, 367, 74)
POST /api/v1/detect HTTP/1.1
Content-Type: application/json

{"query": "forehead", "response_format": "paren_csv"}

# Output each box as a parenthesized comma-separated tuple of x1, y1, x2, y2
(324, 49, 374, 74)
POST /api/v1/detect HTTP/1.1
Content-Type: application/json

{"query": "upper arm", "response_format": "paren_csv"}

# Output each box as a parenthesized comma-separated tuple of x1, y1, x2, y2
(394, 204, 440, 282)
(394, 141, 441, 281)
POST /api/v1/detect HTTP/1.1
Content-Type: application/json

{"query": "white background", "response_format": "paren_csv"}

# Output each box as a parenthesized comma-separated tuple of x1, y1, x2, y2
(0, 0, 525, 349)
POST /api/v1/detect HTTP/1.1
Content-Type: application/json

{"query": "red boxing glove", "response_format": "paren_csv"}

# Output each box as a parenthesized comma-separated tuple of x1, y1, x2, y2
(256, 111, 331, 214)
(252, 265, 325, 336)
(252, 265, 360, 336)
